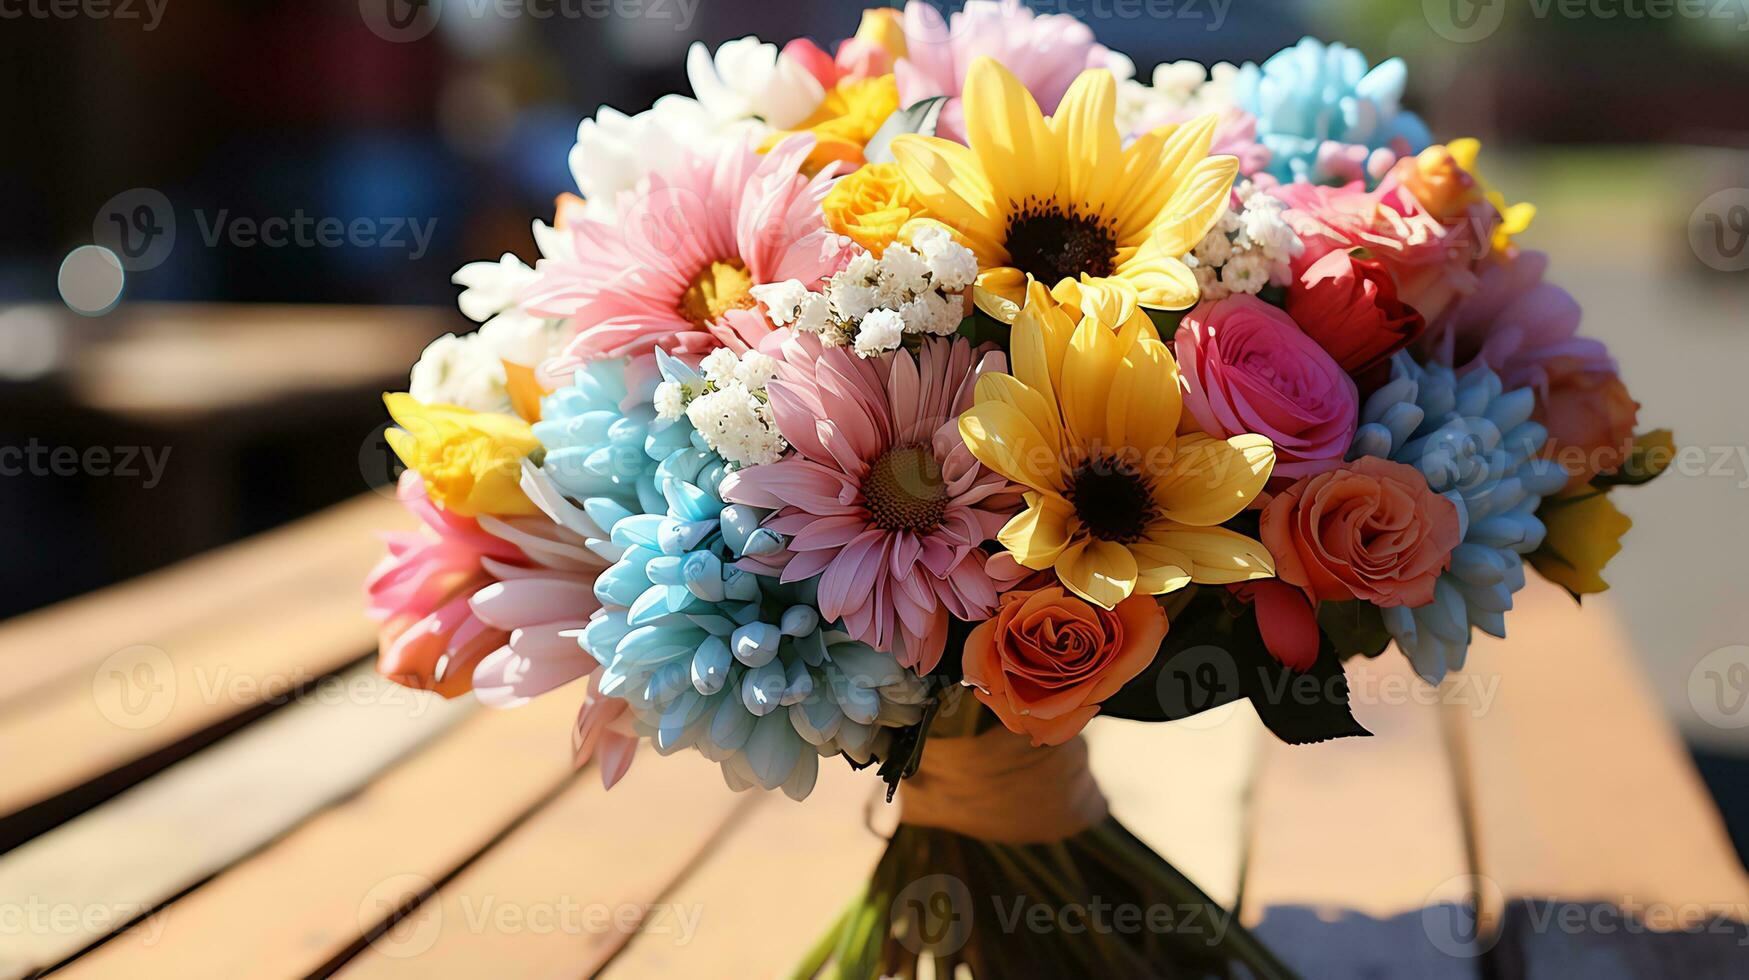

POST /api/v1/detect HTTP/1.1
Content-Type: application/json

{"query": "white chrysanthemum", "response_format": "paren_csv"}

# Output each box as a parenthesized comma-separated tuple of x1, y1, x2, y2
(737, 351, 780, 388)
(568, 97, 747, 225)
(751, 280, 811, 325)
(686, 36, 824, 131)
(880, 244, 932, 295)
(408, 314, 567, 415)
(917, 231, 979, 291)
(854, 309, 906, 357)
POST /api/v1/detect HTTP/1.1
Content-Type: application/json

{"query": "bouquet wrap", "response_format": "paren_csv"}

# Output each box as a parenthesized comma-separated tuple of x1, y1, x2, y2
(897, 726, 1106, 844)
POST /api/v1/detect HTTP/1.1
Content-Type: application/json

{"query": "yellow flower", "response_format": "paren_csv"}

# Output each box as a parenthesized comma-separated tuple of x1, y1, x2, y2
(1446, 138, 1535, 254)
(1529, 488, 1632, 596)
(852, 7, 906, 62)
(957, 280, 1276, 608)
(383, 393, 541, 518)
(767, 74, 900, 175)
(891, 57, 1238, 322)
(823, 162, 929, 256)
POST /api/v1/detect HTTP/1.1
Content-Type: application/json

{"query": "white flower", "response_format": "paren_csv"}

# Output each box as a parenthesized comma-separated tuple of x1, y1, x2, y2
(1193, 263, 1227, 301)
(793, 293, 831, 335)
(917, 233, 978, 291)
(700, 348, 742, 385)
(1219, 251, 1271, 295)
(736, 351, 779, 389)
(452, 253, 538, 323)
(831, 281, 879, 322)
(854, 309, 906, 357)
(685, 381, 786, 466)
(880, 244, 931, 296)
(1191, 229, 1234, 267)
(408, 313, 568, 415)
(653, 381, 687, 420)
(751, 279, 810, 325)
(686, 37, 824, 131)
(568, 96, 744, 225)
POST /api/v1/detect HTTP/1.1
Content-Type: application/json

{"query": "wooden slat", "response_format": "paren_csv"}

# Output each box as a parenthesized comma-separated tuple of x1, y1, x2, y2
(0, 494, 405, 708)
(0, 499, 408, 822)
(600, 760, 886, 978)
(1087, 705, 1266, 909)
(0, 665, 467, 978)
(1454, 576, 1749, 961)
(55, 693, 580, 980)
(1241, 654, 1478, 979)
(332, 751, 756, 979)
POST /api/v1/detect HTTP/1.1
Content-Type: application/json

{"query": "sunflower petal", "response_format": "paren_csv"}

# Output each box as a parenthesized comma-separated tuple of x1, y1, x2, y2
(1056, 538, 1138, 609)
(961, 57, 1057, 210)
(1050, 69, 1121, 215)
(1128, 541, 1195, 595)
(1112, 113, 1217, 243)
(1010, 278, 1074, 399)
(1148, 154, 1240, 258)
(1152, 432, 1274, 526)
(1143, 524, 1276, 584)
(1060, 312, 1123, 449)
(975, 372, 1062, 456)
(996, 492, 1077, 569)
(890, 134, 1005, 254)
(959, 399, 1065, 492)
(1107, 338, 1182, 454)
(1118, 251, 1203, 311)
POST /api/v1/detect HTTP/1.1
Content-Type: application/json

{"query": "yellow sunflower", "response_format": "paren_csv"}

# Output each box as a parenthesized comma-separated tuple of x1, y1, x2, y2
(891, 57, 1238, 322)
(958, 280, 1276, 608)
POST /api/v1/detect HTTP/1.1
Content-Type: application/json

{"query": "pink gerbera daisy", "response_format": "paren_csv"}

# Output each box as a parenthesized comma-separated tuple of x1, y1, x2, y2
(721, 333, 1024, 673)
(524, 135, 853, 375)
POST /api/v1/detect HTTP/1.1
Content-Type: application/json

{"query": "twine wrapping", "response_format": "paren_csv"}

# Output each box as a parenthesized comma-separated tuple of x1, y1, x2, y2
(897, 726, 1108, 844)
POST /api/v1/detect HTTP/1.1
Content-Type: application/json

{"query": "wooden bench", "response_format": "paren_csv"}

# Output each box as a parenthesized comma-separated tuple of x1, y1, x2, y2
(2, 495, 1744, 978)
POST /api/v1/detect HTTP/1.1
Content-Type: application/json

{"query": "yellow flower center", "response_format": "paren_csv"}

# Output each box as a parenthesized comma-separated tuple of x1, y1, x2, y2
(1004, 204, 1118, 285)
(1067, 456, 1156, 543)
(680, 258, 756, 327)
(863, 444, 948, 532)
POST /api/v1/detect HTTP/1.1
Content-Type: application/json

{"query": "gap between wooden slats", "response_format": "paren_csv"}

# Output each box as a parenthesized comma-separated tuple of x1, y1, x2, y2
(0, 665, 466, 979)
(329, 750, 758, 979)
(53, 692, 580, 980)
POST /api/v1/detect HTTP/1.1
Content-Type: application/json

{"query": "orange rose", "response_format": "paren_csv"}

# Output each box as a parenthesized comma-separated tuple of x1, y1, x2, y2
(1537, 355, 1639, 489)
(962, 587, 1166, 746)
(821, 161, 928, 256)
(1260, 456, 1461, 608)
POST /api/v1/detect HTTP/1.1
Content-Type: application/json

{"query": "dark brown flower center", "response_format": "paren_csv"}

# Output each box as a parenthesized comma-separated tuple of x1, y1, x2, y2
(1004, 205, 1118, 285)
(1067, 457, 1156, 543)
(863, 444, 948, 533)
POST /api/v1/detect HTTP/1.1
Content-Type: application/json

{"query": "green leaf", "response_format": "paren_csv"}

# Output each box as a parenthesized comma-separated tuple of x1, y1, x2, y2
(1317, 600, 1394, 660)
(861, 96, 948, 166)
(1590, 428, 1675, 489)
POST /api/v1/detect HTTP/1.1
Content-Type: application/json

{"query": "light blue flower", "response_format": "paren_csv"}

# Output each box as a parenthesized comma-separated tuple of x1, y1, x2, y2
(1351, 353, 1569, 683)
(1233, 37, 1432, 186)
(540, 353, 929, 800)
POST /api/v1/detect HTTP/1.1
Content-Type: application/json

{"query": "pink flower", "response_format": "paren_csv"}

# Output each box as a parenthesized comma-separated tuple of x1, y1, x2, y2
(1133, 106, 1272, 179)
(1285, 249, 1425, 385)
(368, 469, 638, 787)
(1419, 250, 1613, 395)
(894, 0, 1119, 144)
(524, 135, 853, 372)
(367, 472, 523, 698)
(1176, 295, 1359, 479)
(1276, 175, 1484, 323)
(720, 334, 1024, 672)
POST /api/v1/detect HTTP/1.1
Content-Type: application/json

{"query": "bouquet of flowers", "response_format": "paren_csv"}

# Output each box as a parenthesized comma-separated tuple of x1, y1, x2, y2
(365, 4, 1669, 976)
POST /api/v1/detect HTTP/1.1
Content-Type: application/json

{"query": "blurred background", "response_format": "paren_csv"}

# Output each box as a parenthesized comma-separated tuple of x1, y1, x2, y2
(3, 0, 1747, 854)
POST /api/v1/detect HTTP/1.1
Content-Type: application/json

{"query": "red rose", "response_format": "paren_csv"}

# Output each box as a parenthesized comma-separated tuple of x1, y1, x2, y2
(1285, 250, 1426, 386)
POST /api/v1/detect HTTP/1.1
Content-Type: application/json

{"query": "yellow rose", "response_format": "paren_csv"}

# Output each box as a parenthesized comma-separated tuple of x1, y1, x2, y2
(1398, 144, 1486, 224)
(822, 161, 930, 256)
(1529, 489, 1633, 597)
(383, 393, 541, 518)
(1445, 138, 1535, 254)
(767, 75, 900, 175)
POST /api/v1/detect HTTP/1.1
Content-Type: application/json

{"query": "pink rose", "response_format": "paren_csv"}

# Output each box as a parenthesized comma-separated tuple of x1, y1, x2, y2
(1285, 250, 1425, 386)
(1175, 295, 1360, 478)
